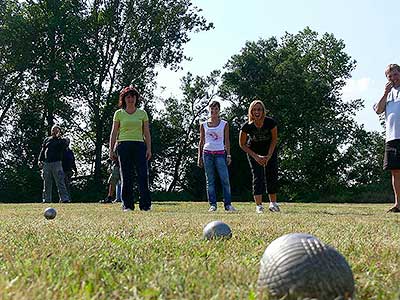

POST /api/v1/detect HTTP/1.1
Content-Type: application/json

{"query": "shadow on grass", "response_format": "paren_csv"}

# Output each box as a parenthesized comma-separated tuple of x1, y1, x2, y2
(285, 209, 375, 216)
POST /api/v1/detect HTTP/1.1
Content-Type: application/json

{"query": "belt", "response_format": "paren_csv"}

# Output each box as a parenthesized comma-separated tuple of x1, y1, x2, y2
(203, 150, 225, 155)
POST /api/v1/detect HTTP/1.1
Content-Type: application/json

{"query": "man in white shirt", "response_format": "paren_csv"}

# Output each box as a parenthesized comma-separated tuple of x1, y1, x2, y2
(374, 64, 400, 212)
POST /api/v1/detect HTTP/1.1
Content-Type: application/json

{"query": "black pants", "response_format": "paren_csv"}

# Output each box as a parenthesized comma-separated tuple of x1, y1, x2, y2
(247, 151, 278, 195)
(117, 141, 151, 210)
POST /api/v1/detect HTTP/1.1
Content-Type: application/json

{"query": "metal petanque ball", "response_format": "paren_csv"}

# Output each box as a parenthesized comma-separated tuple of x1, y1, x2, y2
(203, 221, 232, 240)
(44, 207, 57, 220)
(258, 233, 354, 300)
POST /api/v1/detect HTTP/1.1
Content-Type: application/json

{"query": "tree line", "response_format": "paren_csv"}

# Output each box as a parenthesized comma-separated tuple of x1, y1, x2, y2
(0, 0, 390, 203)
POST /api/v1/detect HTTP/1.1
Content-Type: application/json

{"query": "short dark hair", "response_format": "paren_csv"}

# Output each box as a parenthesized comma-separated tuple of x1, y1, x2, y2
(209, 101, 220, 109)
(118, 86, 140, 108)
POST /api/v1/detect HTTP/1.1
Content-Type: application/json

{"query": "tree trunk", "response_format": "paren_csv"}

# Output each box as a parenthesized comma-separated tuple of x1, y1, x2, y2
(45, 8, 57, 134)
(93, 118, 103, 186)
(167, 152, 183, 192)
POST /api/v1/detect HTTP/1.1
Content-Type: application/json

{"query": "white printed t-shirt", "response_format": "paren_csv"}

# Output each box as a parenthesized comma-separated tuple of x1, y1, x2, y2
(203, 120, 227, 151)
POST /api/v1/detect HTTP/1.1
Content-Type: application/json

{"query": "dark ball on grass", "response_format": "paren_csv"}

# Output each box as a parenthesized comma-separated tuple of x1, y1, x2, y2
(44, 207, 57, 220)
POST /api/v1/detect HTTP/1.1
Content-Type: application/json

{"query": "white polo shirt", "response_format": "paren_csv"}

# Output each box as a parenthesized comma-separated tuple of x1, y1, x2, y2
(385, 87, 400, 142)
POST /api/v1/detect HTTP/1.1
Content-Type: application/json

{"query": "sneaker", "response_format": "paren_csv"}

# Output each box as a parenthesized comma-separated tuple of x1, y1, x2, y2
(256, 205, 264, 214)
(269, 202, 280, 212)
(208, 205, 217, 212)
(225, 205, 237, 212)
(60, 200, 71, 203)
(99, 196, 113, 204)
(387, 206, 400, 213)
(123, 208, 133, 212)
(113, 198, 122, 203)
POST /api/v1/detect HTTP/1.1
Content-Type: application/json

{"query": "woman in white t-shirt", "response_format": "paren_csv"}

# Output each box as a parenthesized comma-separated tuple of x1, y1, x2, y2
(197, 101, 236, 212)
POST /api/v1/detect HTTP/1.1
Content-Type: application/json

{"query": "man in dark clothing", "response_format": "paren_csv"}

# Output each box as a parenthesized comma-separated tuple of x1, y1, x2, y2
(62, 137, 78, 199)
(38, 125, 70, 203)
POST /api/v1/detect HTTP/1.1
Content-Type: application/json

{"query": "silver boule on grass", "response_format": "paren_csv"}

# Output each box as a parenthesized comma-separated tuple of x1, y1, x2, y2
(203, 221, 232, 240)
(258, 233, 354, 300)
(44, 207, 57, 220)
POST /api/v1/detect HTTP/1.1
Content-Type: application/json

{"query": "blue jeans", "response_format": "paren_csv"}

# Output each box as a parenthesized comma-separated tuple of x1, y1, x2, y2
(117, 141, 151, 210)
(203, 152, 231, 207)
(116, 181, 121, 201)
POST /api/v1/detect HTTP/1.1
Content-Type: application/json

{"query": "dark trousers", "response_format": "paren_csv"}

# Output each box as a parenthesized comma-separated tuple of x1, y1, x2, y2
(64, 170, 73, 198)
(117, 141, 151, 210)
(247, 151, 278, 195)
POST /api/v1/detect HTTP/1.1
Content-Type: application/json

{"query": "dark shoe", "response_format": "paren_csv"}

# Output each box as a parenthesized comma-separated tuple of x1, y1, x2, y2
(387, 206, 400, 213)
(60, 200, 71, 203)
(113, 198, 122, 203)
(99, 196, 113, 204)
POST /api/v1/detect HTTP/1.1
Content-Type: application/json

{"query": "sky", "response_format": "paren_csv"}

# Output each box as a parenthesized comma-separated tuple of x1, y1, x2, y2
(155, 0, 399, 132)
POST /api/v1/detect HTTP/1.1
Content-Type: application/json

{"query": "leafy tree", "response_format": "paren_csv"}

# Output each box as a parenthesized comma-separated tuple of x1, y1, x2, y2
(0, 0, 213, 201)
(221, 27, 365, 200)
(152, 71, 220, 194)
(0, 0, 90, 201)
(71, 0, 213, 185)
(343, 127, 387, 186)
(0, 0, 33, 132)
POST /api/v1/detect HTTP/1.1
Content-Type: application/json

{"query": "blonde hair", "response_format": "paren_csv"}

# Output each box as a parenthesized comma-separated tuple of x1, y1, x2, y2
(385, 64, 400, 76)
(248, 100, 266, 122)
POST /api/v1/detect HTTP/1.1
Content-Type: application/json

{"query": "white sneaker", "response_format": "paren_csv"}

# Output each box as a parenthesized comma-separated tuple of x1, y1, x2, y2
(256, 205, 264, 214)
(269, 202, 280, 212)
(225, 205, 237, 212)
(123, 208, 133, 212)
(208, 205, 217, 212)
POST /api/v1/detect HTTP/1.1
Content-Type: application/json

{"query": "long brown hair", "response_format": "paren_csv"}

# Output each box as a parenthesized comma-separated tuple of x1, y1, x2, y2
(247, 100, 266, 122)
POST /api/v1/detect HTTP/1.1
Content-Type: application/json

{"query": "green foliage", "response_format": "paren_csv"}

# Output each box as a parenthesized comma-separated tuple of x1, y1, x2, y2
(0, 0, 212, 201)
(221, 27, 382, 201)
(0, 5, 389, 204)
(343, 128, 387, 185)
(0, 202, 399, 299)
(152, 71, 220, 193)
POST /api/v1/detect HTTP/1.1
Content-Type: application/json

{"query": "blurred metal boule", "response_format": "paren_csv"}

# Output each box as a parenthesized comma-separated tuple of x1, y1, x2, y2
(203, 221, 232, 240)
(258, 233, 354, 300)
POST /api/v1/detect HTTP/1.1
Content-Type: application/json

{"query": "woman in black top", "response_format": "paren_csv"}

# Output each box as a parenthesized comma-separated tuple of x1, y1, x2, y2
(239, 100, 279, 213)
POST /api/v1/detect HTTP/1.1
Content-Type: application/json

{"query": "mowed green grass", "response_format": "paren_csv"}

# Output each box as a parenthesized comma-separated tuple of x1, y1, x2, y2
(0, 202, 399, 300)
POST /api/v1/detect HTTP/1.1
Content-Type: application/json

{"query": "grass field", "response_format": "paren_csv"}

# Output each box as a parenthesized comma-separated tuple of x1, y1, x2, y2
(0, 202, 399, 300)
